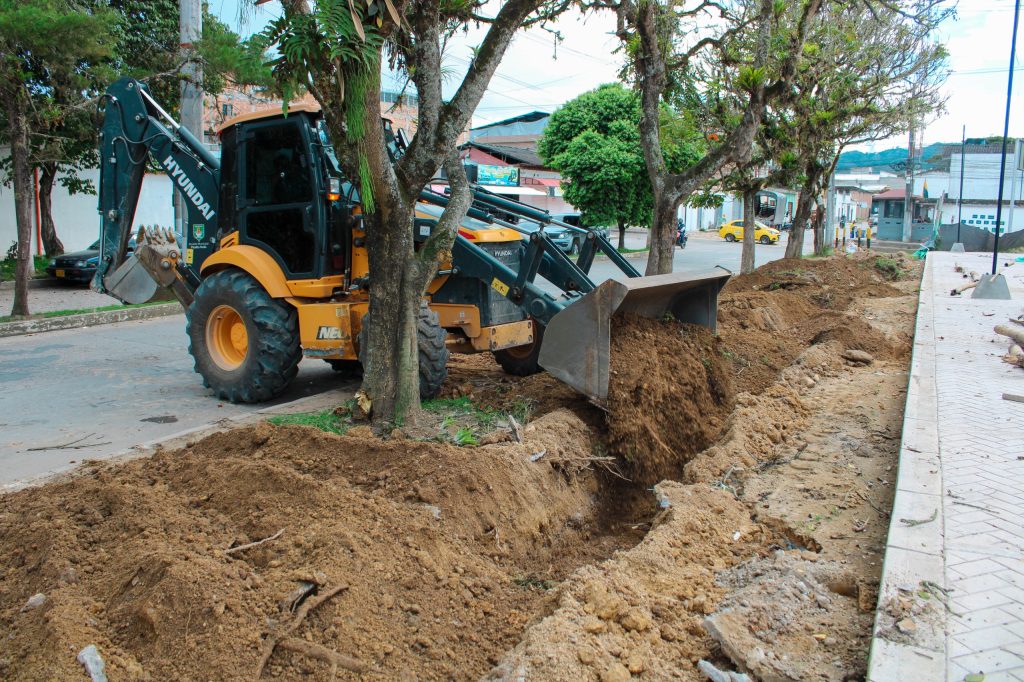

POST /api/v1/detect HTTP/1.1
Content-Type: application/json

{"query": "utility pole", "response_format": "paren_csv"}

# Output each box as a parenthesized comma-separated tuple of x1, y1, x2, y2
(176, 0, 203, 239)
(956, 126, 965, 245)
(902, 127, 915, 242)
(991, 0, 1020, 276)
(1007, 139, 1022, 235)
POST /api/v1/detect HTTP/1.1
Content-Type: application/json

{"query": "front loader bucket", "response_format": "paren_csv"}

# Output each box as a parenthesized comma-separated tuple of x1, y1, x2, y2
(538, 267, 731, 404)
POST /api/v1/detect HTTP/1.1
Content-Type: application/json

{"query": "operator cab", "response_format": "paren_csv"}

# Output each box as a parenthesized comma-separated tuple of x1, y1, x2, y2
(217, 105, 349, 285)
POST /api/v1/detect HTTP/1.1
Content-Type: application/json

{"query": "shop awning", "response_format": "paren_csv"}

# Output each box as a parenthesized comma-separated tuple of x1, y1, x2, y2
(526, 177, 561, 187)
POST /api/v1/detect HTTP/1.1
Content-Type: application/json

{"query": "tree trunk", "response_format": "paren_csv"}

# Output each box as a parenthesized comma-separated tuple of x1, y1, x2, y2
(812, 204, 827, 256)
(645, 195, 676, 275)
(351, 70, 423, 428)
(39, 163, 64, 257)
(740, 189, 757, 274)
(6, 91, 33, 317)
(784, 181, 816, 259)
(617, 219, 626, 250)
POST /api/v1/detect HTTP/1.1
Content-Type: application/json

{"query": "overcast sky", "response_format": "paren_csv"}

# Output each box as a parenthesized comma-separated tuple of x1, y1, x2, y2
(212, 0, 1023, 151)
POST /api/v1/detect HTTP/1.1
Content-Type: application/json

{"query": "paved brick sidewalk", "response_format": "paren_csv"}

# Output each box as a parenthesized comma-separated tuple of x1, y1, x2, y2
(869, 251, 1024, 681)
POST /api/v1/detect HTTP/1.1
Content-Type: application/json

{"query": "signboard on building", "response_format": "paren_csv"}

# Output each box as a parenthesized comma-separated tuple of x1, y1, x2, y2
(477, 164, 519, 186)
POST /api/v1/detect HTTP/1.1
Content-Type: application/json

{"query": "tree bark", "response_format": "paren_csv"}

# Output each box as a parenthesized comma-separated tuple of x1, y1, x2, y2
(645, 196, 677, 275)
(740, 189, 757, 274)
(39, 163, 64, 257)
(812, 204, 826, 255)
(784, 177, 817, 259)
(6, 90, 33, 317)
(617, 219, 626, 250)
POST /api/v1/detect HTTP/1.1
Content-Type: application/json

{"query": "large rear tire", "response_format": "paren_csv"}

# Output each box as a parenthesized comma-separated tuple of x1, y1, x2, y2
(493, 322, 545, 376)
(725, 233, 737, 242)
(186, 269, 301, 403)
(358, 300, 449, 399)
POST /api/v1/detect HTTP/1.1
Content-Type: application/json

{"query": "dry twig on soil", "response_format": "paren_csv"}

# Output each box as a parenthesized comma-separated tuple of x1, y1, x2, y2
(277, 637, 367, 675)
(225, 529, 285, 556)
(255, 583, 359, 678)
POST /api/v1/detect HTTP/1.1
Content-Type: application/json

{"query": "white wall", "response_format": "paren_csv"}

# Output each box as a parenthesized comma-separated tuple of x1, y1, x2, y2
(0, 168, 175, 255)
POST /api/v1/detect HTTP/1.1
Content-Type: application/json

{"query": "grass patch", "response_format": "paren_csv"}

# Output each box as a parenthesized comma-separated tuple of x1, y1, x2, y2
(0, 256, 49, 281)
(617, 246, 649, 254)
(267, 409, 349, 436)
(422, 395, 531, 446)
(873, 256, 903, 280)
(0, 300, 171, 324)
(269, 395, 533, 447)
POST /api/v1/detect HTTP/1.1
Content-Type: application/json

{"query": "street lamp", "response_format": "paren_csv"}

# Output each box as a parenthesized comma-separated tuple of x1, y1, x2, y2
(974, 0, 1019, 299)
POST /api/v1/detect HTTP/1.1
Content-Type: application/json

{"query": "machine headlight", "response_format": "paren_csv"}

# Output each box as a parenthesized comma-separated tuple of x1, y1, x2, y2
(48, 259, 55, 267)
(75, 260, 86, 267)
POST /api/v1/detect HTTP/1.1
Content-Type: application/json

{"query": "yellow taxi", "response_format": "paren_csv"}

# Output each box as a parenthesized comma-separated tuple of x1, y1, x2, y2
(718, 219, 780, 245)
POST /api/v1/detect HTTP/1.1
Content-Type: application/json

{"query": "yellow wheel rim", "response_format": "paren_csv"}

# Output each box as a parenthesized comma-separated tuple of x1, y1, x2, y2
(206, 304, 248, 371)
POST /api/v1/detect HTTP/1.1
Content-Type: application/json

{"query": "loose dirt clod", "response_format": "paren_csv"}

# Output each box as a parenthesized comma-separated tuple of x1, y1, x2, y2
(606, 314, 734, 484)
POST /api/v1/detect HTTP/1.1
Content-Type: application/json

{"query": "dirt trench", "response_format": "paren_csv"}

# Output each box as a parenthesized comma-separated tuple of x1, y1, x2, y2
(0, 252, 921, 681)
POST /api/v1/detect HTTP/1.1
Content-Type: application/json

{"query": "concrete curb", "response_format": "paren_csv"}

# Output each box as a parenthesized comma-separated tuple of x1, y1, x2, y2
(2, 386, 355, 494)
(866, 253, 947, 680)
(0, 302, 183, 338)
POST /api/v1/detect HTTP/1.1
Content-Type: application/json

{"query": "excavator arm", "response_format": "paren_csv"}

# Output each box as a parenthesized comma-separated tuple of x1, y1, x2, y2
(93, 77, 221, 306)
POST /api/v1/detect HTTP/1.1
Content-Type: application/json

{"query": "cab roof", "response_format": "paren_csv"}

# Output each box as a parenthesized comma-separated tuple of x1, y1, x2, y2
(215, 102, 322, 134)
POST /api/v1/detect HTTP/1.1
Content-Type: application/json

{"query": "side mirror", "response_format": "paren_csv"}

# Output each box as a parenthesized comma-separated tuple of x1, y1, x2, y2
(396, 128, 411, 152)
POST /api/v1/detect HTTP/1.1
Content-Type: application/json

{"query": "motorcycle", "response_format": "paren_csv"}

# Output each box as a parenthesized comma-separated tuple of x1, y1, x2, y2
(676, 228, 688, 249)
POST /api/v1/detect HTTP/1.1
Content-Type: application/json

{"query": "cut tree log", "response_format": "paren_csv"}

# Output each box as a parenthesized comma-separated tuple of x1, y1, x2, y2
(995, 324, 1024, 347)
(951, 281, 978, 296)
(842, 349, 874, 365)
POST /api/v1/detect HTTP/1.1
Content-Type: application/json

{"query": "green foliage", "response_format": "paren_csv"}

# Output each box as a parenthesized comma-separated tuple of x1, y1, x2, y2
(539, 83, 705, 230)
(539, 84, 651, 229)
(453, 427, 479, 446)
(873, 256, 903, 280)
(108, 1, 269, 116)
(0, 254, 48, 281)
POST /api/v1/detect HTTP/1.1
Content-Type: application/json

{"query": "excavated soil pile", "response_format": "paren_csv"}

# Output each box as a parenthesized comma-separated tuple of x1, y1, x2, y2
(0, 412, 637, 681)
(605, 315, 734, 484)
(717, 255, 908, 394)
(0, 253, 923, 682)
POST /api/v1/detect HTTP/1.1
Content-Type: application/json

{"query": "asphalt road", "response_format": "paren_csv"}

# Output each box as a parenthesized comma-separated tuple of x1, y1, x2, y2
(0, 317, 349, 488)
(0, 234, 807, 488)
(588, 231, 812, 282)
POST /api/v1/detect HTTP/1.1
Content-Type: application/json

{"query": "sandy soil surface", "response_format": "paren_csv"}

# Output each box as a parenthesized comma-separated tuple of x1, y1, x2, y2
(0, 251, 921, 681)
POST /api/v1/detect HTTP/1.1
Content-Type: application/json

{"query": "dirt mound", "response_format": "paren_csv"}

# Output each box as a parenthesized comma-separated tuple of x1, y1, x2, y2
(717, 256, 910, 394)
(0, 412, 637, 681)
(723, 256, 904, 308)
(605, 315, 734, 484)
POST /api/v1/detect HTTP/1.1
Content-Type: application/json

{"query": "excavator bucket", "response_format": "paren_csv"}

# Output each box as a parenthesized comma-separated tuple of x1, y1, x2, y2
(537, 267, 732, 405)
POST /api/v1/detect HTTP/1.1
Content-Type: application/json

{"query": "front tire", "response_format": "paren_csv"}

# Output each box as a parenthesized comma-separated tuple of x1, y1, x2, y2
(570, 239, 581, 256)
(493, 322, 545, 376)
(760, 235, 772, 245)
(186, 269, 301, 403)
